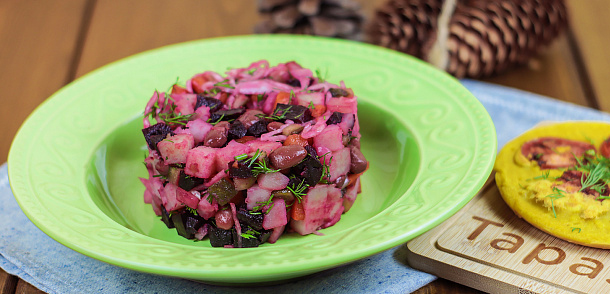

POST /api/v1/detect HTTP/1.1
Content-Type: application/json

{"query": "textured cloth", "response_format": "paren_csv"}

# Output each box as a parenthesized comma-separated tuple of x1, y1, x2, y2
(2, 80, 610, 294)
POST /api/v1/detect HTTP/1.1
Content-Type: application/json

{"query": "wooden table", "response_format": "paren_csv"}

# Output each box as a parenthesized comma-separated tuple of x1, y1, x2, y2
(0, 1, 608, 293)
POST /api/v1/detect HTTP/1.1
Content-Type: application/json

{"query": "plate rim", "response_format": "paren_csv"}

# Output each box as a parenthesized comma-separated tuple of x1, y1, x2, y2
(8, 34, 497, 283)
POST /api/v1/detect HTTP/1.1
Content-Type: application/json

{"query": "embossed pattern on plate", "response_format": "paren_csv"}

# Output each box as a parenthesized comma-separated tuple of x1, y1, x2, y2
(8, 35, 496, 284)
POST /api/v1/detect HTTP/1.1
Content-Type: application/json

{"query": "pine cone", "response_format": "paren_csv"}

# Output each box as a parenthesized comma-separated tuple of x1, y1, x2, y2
(370, 0, 568, 78)
(255, 0, 364, 40)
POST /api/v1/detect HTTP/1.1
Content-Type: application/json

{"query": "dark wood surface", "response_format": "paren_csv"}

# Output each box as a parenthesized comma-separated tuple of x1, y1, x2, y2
(1, 0, 607, 293)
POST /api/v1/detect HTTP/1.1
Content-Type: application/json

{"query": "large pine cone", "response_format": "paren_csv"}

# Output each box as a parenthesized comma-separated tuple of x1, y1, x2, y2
(370, 0, 568, 78)
(255, 0, 364, 40)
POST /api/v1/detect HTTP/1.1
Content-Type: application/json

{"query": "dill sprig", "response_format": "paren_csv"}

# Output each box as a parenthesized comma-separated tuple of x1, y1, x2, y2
(319, 152, 333, 184)
(546, 187, 566, 218)
(257, 105, 293, 121)
(286, 178, 309, 202)
(251, 158, 279, 176)
(573, 152, 610, 195)
(159, 112, 195, 126)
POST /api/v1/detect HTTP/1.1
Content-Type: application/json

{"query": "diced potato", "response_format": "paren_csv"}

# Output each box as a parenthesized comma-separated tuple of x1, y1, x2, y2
(185, 146, 217, 178)
(313, 125, 344, 151)
(157, 133, 195, 164)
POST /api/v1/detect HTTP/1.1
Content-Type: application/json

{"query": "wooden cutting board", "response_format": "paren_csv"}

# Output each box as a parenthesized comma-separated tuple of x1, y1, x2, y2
(406, 177, 610, 294)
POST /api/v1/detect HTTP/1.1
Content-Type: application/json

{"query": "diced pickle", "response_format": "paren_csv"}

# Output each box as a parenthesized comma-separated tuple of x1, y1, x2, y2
(208, 178, 237, 206)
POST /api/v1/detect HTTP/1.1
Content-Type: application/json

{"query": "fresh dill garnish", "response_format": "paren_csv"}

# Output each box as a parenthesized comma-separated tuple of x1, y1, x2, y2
(213, 79, 235, 89)
(208, 114, 225, 125)
(253, 196, 275, 213)
(532, 171, 551, 180)
(573, 152, 609, 195)
(286, 178, 309, 202)
(257, 106, 293, 121)
(245, 149, 262, 167)
(308, 101, 315, 109)
(319, 152, 333, 184)
(315, 68, 328, 83)
(546, 187, 566, 218)
(159, 109, 195, 126)
(235, 153, 248, 161)
(251, 158, 280, 176)
(185, 206, 198, 215)
(571, 227, 581, 233)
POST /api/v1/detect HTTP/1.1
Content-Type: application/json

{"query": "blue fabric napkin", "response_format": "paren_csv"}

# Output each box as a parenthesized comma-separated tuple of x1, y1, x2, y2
(2, 80, 610, 294)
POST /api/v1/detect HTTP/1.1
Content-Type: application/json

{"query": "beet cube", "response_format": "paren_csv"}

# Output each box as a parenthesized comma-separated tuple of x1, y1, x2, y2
(185, 214, 206, 235)
(209, 109, 245, 123)
(177, 170, 204, 191)
(236, 208, 264, 230)
(209, 226, 233, 247)
(273, 104, 312, 124)
(246, 120, 269, 137)
(228, 160, 254, 179)
(142, 123, 173, 151)
(326, 112, 343, 125)
(195, 95, 223, 112)
(160, 206, 174, 228)
(291, 156, 323, 187)
(228, 120, 247, 140)
(171, 211, 194, 239)
(258, 230, 272, 243)
(232, 230, 261, 248)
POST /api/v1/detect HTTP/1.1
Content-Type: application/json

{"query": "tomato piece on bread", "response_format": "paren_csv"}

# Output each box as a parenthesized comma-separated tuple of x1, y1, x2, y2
(521, 137, 595, 169)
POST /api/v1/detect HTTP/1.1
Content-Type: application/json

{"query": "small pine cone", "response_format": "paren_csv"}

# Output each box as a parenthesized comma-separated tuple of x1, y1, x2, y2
(369, 0, 444, 59)
(255, 0, 364, 40)
(370, 0, 568, 78)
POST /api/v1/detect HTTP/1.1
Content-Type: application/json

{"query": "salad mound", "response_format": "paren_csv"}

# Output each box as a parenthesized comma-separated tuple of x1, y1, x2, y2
(140, 60, 368, 248)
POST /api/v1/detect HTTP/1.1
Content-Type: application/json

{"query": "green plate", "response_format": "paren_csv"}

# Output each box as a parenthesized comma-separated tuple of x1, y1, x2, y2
(8, 35, 496, 284)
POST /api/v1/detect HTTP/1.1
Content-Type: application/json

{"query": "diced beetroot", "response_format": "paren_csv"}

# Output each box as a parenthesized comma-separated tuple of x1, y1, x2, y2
(161, 183, 185, 212)
(157, 133, 195, 164)
(326, 97, 357, 114)
(329, 147, 351, 182)
(186, 119, 212, 144)
(322, 187, 344, 228)
(290, 185, 329, 235)
(197, 194, 218, 220)
(185, 146, 217, 178)
(215, 141, 251, 172)
(244, 140, 282, 154)
(245, 184, 272, 210)
(313, 125, 344, 151)
(267, 225, 285, 244)
(176, 187, 200, 209)
(172, 93, 197, 115)
(263, 199, 288, 230)
(343, 177, 360, 213)
(257, 172, 289, 190)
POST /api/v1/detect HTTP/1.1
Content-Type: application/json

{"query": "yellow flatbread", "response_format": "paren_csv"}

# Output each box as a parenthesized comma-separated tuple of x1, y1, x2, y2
(495, 121, 610, 248)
